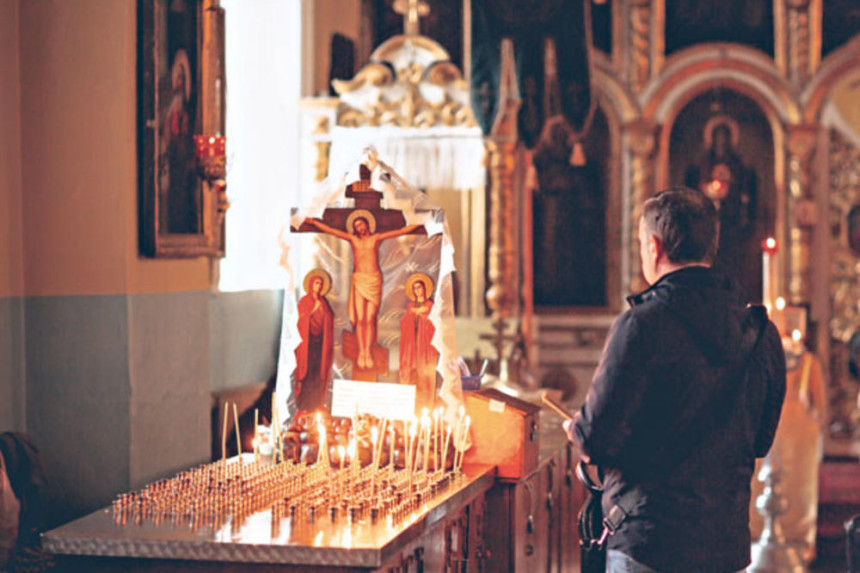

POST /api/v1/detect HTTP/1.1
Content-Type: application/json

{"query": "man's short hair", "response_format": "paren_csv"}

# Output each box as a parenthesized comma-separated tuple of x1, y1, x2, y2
(641, 187, 719, 264)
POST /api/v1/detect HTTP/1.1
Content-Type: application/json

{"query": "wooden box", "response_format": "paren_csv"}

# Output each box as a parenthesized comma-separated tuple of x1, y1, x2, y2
(462, 388, 540, 479)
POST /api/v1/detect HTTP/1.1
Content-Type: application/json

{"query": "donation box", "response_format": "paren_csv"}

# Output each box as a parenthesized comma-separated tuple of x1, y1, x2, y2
(463, 388, 540, 479)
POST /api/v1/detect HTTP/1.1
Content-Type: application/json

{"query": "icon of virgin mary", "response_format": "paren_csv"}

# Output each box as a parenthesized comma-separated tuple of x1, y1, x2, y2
(399, 273, 439, 410)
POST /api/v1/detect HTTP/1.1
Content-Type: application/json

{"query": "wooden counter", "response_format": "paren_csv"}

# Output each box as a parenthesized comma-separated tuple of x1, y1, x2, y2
(43, 466, 496, 573)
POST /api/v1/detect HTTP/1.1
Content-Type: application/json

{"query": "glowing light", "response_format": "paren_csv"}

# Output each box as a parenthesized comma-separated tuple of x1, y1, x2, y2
(775, 297, 786, 311)
(792, 329, 802, 342)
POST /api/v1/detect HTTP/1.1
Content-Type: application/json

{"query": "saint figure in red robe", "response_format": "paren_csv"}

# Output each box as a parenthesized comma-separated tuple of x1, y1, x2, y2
(295, 269, 335, 411)
(399, 273, 439, 410)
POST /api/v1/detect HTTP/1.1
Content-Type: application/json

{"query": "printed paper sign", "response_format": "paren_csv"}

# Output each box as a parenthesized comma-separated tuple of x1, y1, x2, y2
(331, 380, 416, 420)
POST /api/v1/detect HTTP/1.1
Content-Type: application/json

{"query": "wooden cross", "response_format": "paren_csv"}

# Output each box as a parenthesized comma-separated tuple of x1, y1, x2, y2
(393, 0, 430, 36)
(478, 318, 519, 371)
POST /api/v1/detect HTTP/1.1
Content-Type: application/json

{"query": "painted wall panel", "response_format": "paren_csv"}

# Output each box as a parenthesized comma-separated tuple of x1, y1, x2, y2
(209, 289, 282, 392)
(128, 291, 211, 487)
(0, 298, 25, 431)
(25, 295, 131, 527)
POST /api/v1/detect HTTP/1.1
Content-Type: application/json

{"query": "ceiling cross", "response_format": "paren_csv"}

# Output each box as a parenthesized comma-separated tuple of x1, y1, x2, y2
(393, 0, 430, 36)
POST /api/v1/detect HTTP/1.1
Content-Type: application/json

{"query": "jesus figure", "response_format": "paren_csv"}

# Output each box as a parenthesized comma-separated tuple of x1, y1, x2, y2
(304, 211, 423, 369)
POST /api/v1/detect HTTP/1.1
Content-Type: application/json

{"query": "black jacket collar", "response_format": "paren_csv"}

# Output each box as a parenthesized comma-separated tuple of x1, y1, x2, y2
(626, 265, 713, 307)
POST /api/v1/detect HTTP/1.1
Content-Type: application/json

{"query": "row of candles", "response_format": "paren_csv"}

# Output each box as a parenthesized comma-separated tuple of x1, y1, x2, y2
(118, 402, 473, 531)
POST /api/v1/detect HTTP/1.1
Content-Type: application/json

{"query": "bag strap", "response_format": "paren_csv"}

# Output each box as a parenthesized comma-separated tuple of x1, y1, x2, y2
(595, 304, 769, 545)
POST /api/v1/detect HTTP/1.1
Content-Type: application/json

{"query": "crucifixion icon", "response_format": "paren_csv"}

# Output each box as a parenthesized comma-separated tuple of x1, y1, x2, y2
(293, 164, 426, 381)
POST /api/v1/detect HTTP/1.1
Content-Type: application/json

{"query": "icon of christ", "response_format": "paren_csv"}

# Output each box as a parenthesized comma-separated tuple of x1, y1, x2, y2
(304, 210, 424, 371)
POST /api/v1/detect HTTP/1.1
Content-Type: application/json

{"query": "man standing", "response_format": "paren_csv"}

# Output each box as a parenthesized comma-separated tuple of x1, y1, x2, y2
(565, 187, 786, 572)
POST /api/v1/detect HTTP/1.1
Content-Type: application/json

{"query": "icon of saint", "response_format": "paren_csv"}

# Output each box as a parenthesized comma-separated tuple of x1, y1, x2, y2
(304, 211, 422, 370)
(399, 273, 439, 409)
(295, 269, 335, 411)
(160, 48, 198, 233)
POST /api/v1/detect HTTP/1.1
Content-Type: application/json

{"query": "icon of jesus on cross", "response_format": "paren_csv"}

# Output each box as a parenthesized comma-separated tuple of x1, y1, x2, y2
(304, 211, 423, 370)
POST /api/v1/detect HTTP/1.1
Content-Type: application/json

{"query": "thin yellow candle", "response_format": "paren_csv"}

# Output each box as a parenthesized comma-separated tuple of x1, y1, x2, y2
(389, 425, 396, 479)
(433, 408, 440, 472)
(233, 403, 242, 458)
(318, 423, 328, 467)
(457, 416, 471, 473)
(408, 420, 417, 494)
(370, 426, 379, 495)
(441, 423, 452, 473)
(271, 391, 278, 462)
(272, 402, 281, 464)
(253, 408, 259, 464)
(221, 405, 229, 462)
(338, 445, 346, 473)
(348, 438, 358, 481)
(421, 412, 431, 476)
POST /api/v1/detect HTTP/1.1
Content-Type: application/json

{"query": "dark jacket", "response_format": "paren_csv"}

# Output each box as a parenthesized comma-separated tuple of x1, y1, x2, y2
(572, 266, 786, 573)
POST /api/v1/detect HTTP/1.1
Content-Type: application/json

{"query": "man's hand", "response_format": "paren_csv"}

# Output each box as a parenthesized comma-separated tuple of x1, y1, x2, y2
(562, 419, 574, 440)
(563, 418, 591, 463)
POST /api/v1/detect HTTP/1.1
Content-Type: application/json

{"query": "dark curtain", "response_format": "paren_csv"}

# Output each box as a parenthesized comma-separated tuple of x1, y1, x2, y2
(470, 0, 592, 148)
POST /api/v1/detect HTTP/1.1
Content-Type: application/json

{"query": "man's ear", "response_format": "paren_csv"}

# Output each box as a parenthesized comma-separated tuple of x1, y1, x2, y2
(650, 234, 665, 263)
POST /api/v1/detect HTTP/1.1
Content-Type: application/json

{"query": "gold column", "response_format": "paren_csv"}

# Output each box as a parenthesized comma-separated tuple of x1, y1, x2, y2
(485, 39, 522, 320)
(624, 121, 660, 295)
(625, 0, 654, 93)
(786, 125, 818, 303)
(776, 0, 822, 84)
(485, 133, 519, 318)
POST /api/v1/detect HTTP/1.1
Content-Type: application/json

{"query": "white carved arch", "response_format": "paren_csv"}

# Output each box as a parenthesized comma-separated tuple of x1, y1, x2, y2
(802, 35, 860, 123)
(640, 43, 800, 125)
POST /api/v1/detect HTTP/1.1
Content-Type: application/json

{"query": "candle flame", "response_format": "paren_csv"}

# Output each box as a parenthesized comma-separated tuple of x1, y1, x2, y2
(775, 297, 786, 311)
(792, 329, 802, 342)
(765, 237, 776, 249)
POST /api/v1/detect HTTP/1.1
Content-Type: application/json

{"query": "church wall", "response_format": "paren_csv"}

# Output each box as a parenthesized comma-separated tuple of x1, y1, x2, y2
(15, 0, 212, 525)
(0, 0, 26, 432)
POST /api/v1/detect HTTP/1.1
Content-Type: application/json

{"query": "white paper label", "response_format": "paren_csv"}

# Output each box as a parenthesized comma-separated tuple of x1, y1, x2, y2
(488, 399, 506, 413)
(331, 380, 416, 421)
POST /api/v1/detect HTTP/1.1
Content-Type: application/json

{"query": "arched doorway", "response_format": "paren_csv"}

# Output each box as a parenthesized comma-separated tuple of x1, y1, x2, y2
(668, 89, 776, 301)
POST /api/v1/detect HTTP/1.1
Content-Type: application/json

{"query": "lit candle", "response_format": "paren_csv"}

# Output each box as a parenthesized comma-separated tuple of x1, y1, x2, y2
(233, 403, 242, 458)
(433, 408, 441, 472)
(441, 423, 452, 473)
(370, 426, 379, 468)
(221, 406, 229, 462)
(457, 416, 471, 473)
(762, 237, 778, 312)
(370, 425, 379, 495)
(389, 425, 396, 479)
(791, 328, 803, 354)
(421, 411, 431, 476)
(318, 423, 327, 468)
(408, 419, 418, 493)
(349, 439, 358, 481)
(338, 445, 346, 473)
(271, 391, 278, 463)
